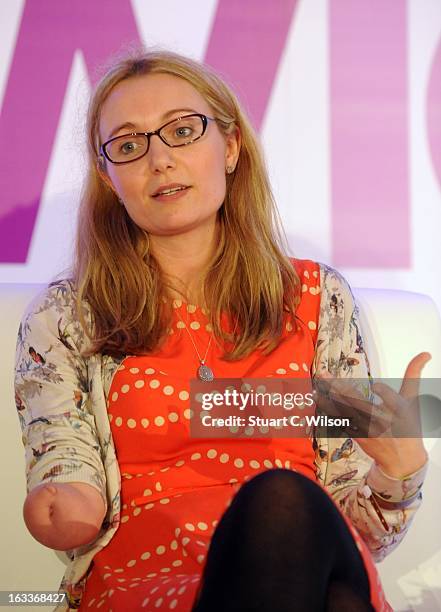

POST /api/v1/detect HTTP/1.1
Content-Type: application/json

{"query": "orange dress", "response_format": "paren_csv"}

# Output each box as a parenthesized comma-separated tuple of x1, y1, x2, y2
(80, 260, 390, 611)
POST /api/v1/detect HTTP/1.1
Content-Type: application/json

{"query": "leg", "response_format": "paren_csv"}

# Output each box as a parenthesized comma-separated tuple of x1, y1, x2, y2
(192, 469, 375, 612)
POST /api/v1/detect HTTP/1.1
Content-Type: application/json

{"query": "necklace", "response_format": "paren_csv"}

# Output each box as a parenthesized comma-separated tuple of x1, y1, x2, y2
(174, 308, 214, 382)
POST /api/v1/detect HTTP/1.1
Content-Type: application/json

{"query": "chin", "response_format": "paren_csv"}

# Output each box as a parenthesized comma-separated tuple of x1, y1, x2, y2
(141, 215, 218, 236)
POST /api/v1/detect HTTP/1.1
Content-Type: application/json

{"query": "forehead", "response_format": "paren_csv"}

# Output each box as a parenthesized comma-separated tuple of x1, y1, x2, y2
(99, 73, 211, 139)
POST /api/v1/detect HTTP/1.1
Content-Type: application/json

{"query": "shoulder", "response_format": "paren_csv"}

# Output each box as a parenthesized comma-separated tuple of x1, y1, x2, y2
(288, 257, 320, 281)
(288, 257, 357, 304)
(313, 263, 370, 377)
(288, 259, 353, 296)
(318, 263, 353, 295)
(317, 263, 357, 316)
(287, 258, 358, 319)
(18, 278, 92, 353)
(23, 278, 77, 318)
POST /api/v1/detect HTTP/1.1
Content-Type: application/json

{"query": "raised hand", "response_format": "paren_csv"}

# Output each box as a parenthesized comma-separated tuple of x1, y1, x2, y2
(315, 353, 431, 478)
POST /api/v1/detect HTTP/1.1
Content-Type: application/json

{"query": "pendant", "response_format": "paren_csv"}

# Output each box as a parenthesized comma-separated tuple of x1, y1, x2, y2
(198, 363, 214, 382)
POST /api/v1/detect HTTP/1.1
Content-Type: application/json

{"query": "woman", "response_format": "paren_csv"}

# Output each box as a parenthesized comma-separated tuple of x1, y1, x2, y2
(15, 50, 429, 611)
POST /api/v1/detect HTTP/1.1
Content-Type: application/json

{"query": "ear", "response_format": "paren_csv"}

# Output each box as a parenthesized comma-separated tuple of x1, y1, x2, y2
(96, 155, 117, 194)
(225, 125, 241, 170)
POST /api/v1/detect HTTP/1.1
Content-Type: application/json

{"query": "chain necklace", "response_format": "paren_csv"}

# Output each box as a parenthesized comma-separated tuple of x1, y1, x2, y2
(174, 308, 214, 382)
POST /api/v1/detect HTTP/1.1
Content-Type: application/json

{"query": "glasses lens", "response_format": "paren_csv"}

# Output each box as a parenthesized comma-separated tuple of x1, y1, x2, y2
(160, 115, 204, 146)
(105, 134, 148, 163)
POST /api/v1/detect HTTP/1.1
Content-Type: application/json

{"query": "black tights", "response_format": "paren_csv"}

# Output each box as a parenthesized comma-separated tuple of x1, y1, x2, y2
(192, 469, 375, 612)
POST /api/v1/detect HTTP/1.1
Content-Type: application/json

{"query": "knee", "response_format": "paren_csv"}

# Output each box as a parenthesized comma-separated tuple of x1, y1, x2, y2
(234, 468, 326, 512)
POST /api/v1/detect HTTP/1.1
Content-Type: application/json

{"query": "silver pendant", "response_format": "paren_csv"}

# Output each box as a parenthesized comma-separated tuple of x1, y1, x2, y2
(198, 363, 214, 382)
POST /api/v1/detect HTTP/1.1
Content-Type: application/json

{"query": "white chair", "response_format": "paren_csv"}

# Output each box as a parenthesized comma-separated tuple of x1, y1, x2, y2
(354, 288, 441, 611)
(1, 283, 441, 610)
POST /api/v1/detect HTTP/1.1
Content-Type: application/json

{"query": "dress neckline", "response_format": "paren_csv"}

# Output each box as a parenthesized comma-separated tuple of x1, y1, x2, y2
(164, 298, 209, 315)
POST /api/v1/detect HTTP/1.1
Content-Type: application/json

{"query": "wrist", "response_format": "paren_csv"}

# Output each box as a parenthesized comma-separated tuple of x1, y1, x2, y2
(370, 487, 421, 510)
(376, 448, 428, 479)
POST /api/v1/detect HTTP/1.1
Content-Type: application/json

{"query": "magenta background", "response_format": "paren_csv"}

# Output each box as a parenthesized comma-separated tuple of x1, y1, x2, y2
(330, 1, 410, 267)
(0, 1, 439, 269)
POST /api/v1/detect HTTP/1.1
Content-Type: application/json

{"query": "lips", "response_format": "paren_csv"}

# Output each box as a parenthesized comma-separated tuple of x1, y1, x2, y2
(152, 183, 190, 197)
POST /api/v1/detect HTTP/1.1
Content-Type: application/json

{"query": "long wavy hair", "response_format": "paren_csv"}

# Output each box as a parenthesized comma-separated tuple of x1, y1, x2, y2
(72, 48, 300, 360)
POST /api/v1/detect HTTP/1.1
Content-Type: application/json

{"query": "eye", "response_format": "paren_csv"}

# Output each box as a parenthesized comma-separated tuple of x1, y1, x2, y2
(174, 125, 194, 139)
(105, 134, 147, 163)
(160, 116, 204, 146)
(120, 140, 140, 154)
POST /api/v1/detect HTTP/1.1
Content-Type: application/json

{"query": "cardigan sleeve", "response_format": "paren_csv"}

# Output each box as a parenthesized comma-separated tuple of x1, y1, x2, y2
(14, 280, 107, 508)
(312, 263, 428, 562)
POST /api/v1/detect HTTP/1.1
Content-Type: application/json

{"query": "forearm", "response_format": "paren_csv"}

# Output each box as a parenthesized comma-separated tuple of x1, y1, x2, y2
(23, 481, 106, 551)
(314, 265, 429, 560)
(332, 457, 428, 562)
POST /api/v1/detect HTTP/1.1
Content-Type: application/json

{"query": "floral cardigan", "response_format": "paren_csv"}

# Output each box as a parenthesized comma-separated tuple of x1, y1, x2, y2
(14, 263, 428, 610)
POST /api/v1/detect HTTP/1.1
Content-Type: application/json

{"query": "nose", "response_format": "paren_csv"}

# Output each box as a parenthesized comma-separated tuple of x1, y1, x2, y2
(146, 134, 176, 173)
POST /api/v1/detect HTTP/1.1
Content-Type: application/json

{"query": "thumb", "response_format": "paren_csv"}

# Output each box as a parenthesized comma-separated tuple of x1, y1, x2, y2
(400, 352, 431, 399)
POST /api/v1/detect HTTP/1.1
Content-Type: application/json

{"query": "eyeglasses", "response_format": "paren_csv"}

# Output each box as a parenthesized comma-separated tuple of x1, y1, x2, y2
(100, 113, 215, 164)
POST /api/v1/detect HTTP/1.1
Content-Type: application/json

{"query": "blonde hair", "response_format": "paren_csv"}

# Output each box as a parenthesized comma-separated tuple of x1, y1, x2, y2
(73, 48, 300, 359)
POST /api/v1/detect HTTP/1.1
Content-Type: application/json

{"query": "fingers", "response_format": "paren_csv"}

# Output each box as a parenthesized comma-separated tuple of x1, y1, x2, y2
(400, 352, 431, 399)
(313, 378, 386, 437)
(373, 382, 422, 437)
(371, 383, 406, 410)
(314, 361, 431, 438)
(314, 377, 408, 437)
(315, 376, 370, 411)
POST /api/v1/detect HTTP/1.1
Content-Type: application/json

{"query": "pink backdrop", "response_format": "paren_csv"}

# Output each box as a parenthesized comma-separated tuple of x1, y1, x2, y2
(0, 1, 439, 307)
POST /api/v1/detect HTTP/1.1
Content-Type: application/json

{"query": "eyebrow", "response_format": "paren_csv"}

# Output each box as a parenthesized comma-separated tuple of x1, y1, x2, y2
(107, 107, 200, 140)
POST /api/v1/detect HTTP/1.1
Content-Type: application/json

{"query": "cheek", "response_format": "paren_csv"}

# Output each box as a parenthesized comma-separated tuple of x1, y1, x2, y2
(198, 150, 227, 204)
(199, 173, 226, 213)
(107, 171, 137, 198)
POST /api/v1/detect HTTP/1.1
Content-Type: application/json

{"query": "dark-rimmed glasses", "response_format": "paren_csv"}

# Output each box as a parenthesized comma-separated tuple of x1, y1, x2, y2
(100, 113, 215, 164)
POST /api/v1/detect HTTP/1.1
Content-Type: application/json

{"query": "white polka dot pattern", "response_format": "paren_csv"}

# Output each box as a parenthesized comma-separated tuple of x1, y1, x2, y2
(86, 267, 356, 611)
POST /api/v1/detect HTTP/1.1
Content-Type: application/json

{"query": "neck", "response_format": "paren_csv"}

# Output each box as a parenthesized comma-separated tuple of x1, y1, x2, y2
(150, 220, 219, 305)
